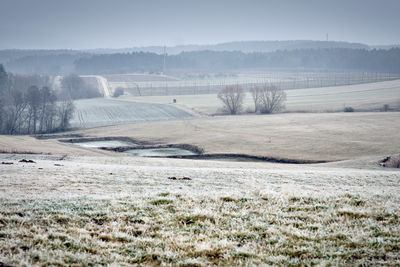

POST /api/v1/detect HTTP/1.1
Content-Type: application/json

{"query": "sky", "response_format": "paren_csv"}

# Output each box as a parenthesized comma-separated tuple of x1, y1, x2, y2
(0, 0, 399, 49)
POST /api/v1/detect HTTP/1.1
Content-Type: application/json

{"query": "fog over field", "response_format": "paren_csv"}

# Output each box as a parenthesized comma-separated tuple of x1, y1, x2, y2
(0, 0, 400, 266)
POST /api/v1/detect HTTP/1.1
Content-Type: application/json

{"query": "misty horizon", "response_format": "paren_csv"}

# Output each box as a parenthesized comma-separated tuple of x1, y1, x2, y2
(1, 0, 400, 50)
(0, 39, 395, 52)
(80, 39, 399, 52)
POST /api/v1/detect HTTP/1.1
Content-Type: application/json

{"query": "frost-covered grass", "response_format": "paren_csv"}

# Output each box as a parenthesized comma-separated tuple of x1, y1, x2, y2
(0, 155, 399, 265)
(0, 194, 399, 266)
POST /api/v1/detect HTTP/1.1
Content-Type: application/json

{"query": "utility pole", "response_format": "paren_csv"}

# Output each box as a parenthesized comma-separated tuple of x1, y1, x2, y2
(163, 45, 166, 75)
(163, 45, 168, 95)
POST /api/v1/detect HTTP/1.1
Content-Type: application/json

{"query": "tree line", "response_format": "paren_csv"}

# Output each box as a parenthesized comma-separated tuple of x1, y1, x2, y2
(0, 65, 101, 135)
(3, 47, 400, 75)
(74, 48, 400, 74)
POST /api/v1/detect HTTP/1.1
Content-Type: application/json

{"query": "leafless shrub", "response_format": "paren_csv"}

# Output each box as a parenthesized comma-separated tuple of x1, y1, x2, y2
(344, 107, 354, 112)
(258, 84, 287, 114)
(57, 93, 75, 131)
(217, 85, 245, 115)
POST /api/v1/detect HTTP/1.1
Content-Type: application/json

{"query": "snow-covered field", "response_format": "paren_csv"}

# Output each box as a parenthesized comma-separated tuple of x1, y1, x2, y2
(71, 98, 194, 128)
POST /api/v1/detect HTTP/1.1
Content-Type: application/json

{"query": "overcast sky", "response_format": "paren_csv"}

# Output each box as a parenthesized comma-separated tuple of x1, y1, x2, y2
(1, 0, 399, 49)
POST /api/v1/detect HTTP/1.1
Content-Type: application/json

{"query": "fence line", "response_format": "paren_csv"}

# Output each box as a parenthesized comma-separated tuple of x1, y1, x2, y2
(118, 72, 400, 96)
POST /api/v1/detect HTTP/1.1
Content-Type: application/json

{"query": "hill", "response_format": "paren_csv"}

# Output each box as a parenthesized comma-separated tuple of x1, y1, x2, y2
(87, 40, 370, 54)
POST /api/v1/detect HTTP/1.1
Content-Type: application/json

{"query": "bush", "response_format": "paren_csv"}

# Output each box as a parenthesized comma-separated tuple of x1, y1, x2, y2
(113, 88, 124, 98)
(255, 84, 286, 114)
(217, 85, 245, 115)
(383, 104, 389, 112)
(344, 107, 354, 112)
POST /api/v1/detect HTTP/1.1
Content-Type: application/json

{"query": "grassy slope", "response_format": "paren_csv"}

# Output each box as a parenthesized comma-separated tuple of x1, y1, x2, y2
(0, 135, 118, 156)
(0, 155, 399, 266)
(3, 112, 398, 162)
(79, 112, 400, 162)
(119, 79, 400, 114)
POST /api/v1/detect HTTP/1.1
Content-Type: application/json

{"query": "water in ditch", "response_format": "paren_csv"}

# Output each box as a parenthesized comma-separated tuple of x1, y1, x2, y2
(73, 140, 136, 148)
(123, 147, 197, 157)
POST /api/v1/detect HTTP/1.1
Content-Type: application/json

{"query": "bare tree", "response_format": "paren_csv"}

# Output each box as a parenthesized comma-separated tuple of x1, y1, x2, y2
(217, 84, 245, 115)
(4, 89, 27, 134)
(250, 86, 262, 112)
(26, 85, 41, 134)
(38, 86, 57, 133)
(0, 64, 8, 130)
(58, 93, 75, 131)
(0, 64, 8, 95)
(258, 84, 287, 114)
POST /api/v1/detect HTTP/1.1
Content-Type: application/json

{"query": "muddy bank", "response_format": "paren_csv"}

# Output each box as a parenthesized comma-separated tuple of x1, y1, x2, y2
(35, 134, 84, 140)
(102, 143, 204, 155)
(59, 136, 149, 145)
(165, 153, 328, 164)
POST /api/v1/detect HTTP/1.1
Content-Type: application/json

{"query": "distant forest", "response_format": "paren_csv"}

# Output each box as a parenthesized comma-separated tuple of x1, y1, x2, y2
(75, 48, 400, 74)
(1, 41, 400, 75)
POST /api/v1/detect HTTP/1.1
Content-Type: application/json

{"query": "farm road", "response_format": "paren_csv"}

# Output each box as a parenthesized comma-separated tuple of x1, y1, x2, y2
(81, 75, 111, 98)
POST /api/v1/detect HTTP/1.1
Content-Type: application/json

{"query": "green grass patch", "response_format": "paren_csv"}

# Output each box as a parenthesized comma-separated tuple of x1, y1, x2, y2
(150, 199, 173, 205)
